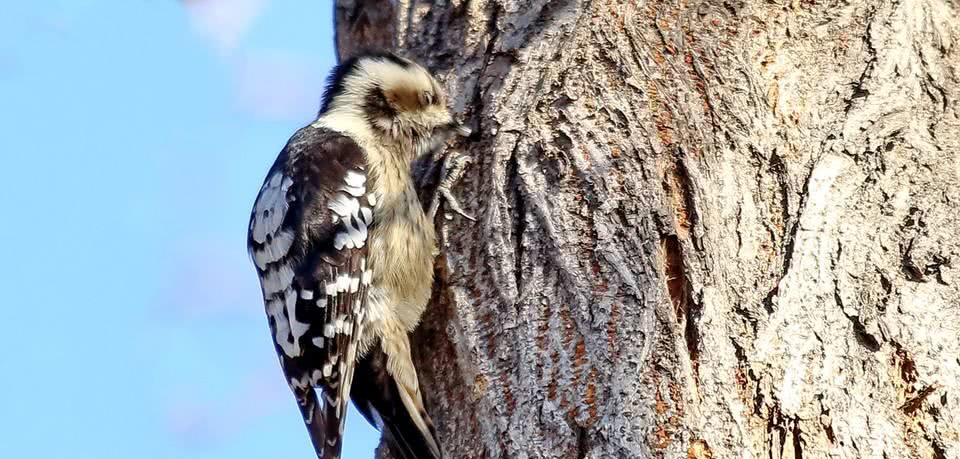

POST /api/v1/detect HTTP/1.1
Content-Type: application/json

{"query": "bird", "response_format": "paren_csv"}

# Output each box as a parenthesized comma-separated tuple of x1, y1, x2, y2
(247, 51, 471, 459)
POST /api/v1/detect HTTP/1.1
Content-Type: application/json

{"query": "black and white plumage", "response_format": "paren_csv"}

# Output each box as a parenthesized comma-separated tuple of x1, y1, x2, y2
(248, 52, 470, 459)
(249, 128, 374, 456)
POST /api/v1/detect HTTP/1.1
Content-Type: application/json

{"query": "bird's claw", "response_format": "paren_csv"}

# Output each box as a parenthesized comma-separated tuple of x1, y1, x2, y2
(429, 151, 475, 221)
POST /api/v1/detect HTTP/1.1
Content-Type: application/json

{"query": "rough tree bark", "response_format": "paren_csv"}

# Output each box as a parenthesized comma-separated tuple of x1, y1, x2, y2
(334, 1, 960, 458)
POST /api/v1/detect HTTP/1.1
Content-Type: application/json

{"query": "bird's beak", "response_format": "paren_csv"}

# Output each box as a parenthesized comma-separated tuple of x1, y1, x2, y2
(445, 121, 471, 137)
(454, 123, 472, 137)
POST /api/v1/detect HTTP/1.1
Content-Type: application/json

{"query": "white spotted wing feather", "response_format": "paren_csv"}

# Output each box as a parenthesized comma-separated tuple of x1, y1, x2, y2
(247, 126, 375, 459)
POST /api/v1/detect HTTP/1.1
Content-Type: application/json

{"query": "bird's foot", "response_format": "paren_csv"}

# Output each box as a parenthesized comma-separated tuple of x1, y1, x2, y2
(429, 150, 475, 221)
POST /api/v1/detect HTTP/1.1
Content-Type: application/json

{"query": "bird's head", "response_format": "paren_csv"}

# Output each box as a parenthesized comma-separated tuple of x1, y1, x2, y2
(320, 52, 469, 153)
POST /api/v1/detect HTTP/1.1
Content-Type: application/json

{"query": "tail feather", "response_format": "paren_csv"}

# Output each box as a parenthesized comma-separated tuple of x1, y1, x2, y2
(293, 386, 336, 459)
(320, 390, 345, 458)
(352, 347, 443, 459)
(292, 384, 351, 459)
(382, 418, 426, 459)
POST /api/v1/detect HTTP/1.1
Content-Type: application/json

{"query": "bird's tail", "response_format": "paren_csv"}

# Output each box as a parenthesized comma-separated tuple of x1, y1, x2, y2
(293, 385, 336, 458)
(293, 384, 349, 459)
(352, 346, 443, 459)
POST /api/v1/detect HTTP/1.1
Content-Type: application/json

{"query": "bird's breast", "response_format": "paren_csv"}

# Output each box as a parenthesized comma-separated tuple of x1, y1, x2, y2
(366, 189, 436, 332)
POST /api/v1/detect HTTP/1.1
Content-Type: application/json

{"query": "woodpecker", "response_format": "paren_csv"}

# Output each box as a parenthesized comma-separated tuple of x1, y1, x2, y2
(247, 52, 470, 459)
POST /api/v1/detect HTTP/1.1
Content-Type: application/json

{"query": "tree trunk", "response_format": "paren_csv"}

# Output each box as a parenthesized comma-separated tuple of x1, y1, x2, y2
(334, 1, 960, 458)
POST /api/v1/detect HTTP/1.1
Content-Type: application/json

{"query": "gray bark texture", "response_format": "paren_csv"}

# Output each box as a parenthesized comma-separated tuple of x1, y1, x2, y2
(334, 1, 960, 458)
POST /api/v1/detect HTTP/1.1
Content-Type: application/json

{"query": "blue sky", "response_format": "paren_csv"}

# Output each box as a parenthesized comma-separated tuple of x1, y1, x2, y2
(0, 1, 379, 457)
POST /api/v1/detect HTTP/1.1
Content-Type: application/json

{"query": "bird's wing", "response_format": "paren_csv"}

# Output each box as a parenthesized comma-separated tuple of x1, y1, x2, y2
(248, 125, 375, 459)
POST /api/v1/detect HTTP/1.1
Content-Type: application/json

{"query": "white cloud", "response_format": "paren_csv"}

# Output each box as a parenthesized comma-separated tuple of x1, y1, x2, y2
(180, 0, 327, 121)
(182, 0, 269, 53)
